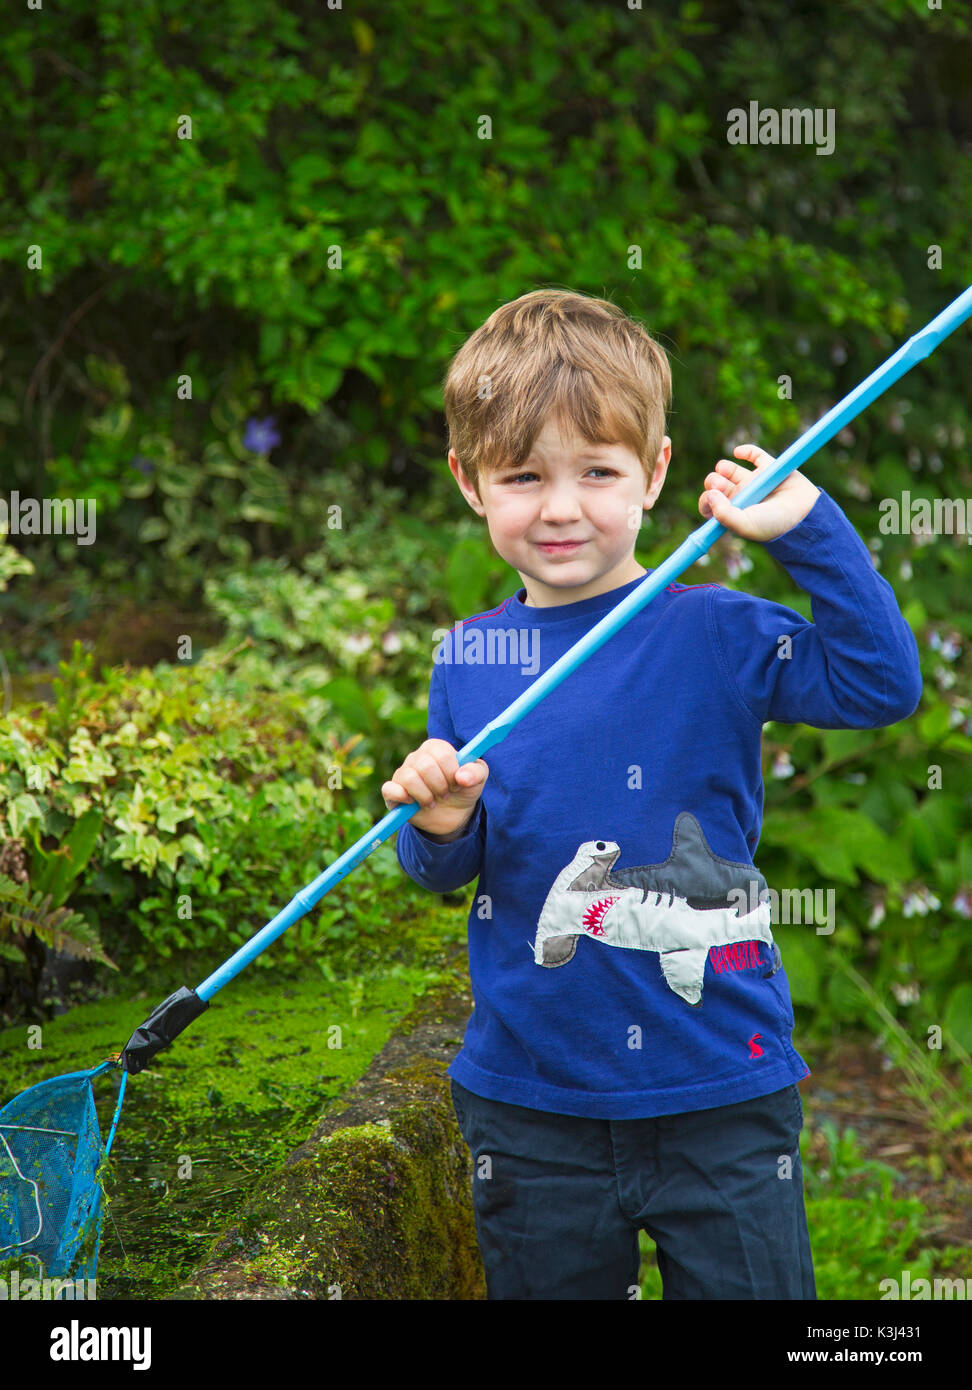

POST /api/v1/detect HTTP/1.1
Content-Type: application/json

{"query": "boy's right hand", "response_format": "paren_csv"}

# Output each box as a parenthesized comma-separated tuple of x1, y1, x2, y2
(381, 738, 489, 840)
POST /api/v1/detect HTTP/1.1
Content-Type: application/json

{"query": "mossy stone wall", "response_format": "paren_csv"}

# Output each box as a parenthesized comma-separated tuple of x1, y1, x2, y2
(179, 982, 486, 1299)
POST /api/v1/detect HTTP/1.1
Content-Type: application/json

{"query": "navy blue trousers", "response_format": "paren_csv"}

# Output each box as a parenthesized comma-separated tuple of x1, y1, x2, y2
(450, 1077, 816, 1300)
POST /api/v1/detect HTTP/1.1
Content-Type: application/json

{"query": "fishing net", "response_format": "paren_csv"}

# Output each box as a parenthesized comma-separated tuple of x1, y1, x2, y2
(0, 1062, 125, 1282)
(0, 987, 198, 1289)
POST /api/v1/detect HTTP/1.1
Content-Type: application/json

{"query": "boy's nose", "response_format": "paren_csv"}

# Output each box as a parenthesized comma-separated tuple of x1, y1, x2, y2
(537, 483, 584, 522)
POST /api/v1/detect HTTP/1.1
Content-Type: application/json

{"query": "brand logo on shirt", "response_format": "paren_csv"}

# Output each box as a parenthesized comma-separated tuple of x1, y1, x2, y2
(708, 939, 764, 975)
(747, 1034, 764, 1058)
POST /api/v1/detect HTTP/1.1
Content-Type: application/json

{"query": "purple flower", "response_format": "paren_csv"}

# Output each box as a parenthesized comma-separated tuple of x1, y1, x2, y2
(243, 417, 282, 454)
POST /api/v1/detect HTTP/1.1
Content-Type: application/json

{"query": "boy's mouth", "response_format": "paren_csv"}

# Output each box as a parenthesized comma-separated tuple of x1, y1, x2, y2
(535, 540, 587, 554)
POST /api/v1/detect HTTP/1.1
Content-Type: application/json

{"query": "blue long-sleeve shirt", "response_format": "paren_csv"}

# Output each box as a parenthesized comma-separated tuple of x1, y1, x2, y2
(395, 489, 922, 1118)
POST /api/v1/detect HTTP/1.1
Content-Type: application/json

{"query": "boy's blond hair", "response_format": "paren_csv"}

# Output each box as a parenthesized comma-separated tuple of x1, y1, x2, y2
(443, 288, 673, 500)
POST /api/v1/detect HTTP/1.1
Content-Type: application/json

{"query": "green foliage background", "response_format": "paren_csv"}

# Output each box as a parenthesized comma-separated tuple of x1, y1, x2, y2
(0, 0, 970, 1072)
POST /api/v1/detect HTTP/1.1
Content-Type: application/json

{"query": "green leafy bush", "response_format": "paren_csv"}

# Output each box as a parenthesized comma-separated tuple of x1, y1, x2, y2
(0, 643, 427, 999)
(2, 0, 970, 631)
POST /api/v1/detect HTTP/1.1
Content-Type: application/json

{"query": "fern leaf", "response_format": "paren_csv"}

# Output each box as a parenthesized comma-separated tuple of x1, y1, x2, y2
(0, 875, 117, 969)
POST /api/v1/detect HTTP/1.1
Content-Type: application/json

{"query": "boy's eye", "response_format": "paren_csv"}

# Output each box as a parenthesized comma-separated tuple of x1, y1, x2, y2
(503, 467, 616, 484)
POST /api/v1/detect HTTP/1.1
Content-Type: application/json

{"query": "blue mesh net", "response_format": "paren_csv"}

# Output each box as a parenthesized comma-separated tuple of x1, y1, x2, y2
(0, 1066, 119, 1281)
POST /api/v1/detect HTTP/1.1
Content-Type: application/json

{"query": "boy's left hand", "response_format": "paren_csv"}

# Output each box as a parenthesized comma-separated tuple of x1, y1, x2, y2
(699, 444, 820, 542)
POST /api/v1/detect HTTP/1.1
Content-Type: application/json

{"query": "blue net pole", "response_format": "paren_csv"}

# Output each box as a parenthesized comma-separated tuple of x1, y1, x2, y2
(104, 1072, 127, 1158)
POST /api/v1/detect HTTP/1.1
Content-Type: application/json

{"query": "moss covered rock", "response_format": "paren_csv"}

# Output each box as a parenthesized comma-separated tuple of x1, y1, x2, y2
(178, 981, 486, 1299)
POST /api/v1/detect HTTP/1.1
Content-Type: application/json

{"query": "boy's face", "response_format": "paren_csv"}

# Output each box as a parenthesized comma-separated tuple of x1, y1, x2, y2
(449, 415, 671, 607)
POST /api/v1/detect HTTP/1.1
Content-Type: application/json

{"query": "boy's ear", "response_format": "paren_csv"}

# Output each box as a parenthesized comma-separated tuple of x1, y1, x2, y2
(448, 448, 486, 514)
(644, 436, 672, 509)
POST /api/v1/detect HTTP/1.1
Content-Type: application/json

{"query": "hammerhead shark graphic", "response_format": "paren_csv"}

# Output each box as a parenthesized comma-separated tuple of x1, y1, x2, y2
(533, 812, 781, 1006)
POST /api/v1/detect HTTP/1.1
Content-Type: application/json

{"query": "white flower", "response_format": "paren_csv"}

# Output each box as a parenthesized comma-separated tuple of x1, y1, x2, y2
(343, 631, 372, 657)
(847, 474, 870, 500)
(903, 886, 941, 917)
(891, 981, 920, 1005)
(771, 751, 795, 779)
(381, 629, 403, 655)
(952, 890, 972, 919)
(726, 550, 753, 580)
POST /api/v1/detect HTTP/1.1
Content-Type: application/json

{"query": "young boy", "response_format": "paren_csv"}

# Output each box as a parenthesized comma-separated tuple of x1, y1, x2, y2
(383, 289, 923, 1301)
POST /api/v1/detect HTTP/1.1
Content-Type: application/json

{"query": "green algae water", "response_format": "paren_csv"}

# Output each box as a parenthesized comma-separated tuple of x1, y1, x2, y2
(0, 961, 459, 1299)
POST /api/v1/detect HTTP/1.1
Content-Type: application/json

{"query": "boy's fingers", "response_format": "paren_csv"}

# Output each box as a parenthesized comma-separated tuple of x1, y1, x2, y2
(713, 460, 752, 492)
(700, 488, 758, 536)
(733, 443, 777, 471)
(704, 471, 734, 494)
(382, 779, 413, 802)
(412, 752, 452, 798)
(456, 760, 488, 785)
(387, 767, 437, 807)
